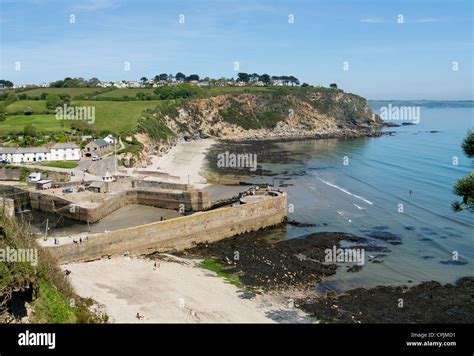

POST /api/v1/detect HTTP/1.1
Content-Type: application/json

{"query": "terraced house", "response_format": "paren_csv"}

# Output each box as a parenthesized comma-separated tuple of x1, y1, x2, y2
(0, 143, 80, 163)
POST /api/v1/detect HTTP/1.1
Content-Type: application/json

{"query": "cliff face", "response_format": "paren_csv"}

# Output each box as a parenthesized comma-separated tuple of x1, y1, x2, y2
(139, 88, 382, 142)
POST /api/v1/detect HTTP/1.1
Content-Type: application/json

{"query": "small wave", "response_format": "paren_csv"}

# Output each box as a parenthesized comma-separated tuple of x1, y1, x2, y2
(337, 210, 352, 223)
(317, 177, 374, 205)
(353, 203, 366, 210)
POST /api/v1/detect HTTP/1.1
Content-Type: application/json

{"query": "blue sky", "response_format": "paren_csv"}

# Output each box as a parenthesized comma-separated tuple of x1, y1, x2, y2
(0, 0, 472, 99)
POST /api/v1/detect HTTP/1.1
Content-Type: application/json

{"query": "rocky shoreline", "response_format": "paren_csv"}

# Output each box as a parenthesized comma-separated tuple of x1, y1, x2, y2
(178, 226, 474, 323)
(220, 127, 388, 142)
(299, 277, 474, 323)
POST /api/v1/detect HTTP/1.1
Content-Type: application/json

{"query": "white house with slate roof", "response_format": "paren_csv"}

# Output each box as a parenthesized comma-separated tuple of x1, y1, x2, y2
(50, 143, 81, 161)
(0, 143, 80, 163)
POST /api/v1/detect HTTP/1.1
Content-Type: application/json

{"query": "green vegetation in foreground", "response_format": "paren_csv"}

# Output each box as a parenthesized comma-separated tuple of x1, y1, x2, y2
(6, 100, 49, 115)
(30, 279, 76, 323)
(200, 259, 242, 287)
(452, 130, 474, 212)
(0, 217, 106, 323)
(0, 114, 69, 134)
(72, 100, 160, 134)
(40, 161, 78, 169)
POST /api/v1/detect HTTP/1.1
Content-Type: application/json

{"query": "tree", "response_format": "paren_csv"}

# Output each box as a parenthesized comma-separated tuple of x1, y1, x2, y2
(186, 74, 200, 81)
(0, 103, 6, 122)
(452, 130, 474, 212)
(0, 79, 13, 88)
(301, 83, 310, 87)
(88, 77, 100, 86)
(158, 73, 168, 81)
(23, 123, 38, 137)
(259, 74, 271, 84)
(46, 94, 62, 110)
(5, 92, 18, 105)
(140, 77, 148, 85)
(175, 72, 186, 81)
(288, 76, 300, 86)
(330, 83, 338, 89)
(461, 130, 474, 158)
(237, 72, 250, 82)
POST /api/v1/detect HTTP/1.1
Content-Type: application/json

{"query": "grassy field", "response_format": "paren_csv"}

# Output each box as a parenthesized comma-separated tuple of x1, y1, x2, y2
(21, 87, 107, 98)
(0, 101, 159, 134)
(95, 88, 155, 98)
(40, 161, 78, 169)
(6, 100, 48, 114)
(0, 114, 69, 134)
(72, 100, 160, 133)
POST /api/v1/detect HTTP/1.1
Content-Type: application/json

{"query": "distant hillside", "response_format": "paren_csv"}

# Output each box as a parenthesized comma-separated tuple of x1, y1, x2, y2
(137, 87, 382, 146)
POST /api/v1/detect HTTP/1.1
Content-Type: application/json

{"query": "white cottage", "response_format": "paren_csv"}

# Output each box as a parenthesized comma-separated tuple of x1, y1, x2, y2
(0, 143, 80, 163)
(50, 143, 81, 161)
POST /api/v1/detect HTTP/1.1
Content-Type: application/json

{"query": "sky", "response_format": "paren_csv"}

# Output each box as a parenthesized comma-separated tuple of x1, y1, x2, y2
(0, 0, 472, 99)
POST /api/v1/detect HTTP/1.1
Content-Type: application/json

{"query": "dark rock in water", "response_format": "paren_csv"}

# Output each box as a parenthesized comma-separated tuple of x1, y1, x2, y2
(287, 220, 318, 228)
(420, 227, 434, 232)
(440, 236, 448, 239)
(401, 122, 416, 125)
(422, 256, 435, 259)
(178, 229, 365, 290)
(382, 122, 400, 127)
(440, 260, 468, 266)
(372, 225, 390, 230)
(404, 226, 416, 231)
(347, 265, 363, 273)
(298, 277, 474, 323)
(373, 253, 387, 259)
(371, 259, 383, 264)
(367, 230, 403, 243)
(349, 244, 391, 253)
(419, 238, 432, 242)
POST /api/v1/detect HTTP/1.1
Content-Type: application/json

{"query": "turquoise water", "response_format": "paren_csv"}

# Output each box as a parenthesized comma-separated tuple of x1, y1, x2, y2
(250, 106, 474, 290)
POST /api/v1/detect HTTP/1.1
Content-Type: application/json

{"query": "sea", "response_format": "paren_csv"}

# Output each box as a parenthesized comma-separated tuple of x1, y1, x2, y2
(213, 102, 474, 291)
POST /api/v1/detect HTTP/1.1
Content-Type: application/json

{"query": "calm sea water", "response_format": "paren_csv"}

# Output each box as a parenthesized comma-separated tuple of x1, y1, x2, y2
(236, 106, 474, 291)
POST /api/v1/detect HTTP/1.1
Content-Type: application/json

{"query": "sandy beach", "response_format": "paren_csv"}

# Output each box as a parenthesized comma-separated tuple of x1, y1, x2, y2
(66, 255, 308, 323)
(144, 139, 216, 188)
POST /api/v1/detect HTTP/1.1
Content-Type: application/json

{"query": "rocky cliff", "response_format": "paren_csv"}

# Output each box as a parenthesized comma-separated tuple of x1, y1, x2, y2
(137, 87, 382, 146)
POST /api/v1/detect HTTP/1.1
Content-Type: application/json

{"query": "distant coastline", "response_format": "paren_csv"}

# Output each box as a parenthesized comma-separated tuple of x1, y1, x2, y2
(369, 99, 474, 108)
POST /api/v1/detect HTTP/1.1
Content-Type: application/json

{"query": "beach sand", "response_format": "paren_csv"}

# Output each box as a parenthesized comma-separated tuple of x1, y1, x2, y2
(66, 256, 308, 323)
(144, 139, 216, 188)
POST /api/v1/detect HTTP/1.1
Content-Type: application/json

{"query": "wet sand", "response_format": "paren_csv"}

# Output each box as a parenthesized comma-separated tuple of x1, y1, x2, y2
(30, 204, 182, 236)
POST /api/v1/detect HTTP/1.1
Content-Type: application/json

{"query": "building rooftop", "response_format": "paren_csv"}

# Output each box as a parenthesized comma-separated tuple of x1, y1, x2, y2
(52, 143, 79, 149)
(92, 140, 109, 148)
(89, 181, 107, 188)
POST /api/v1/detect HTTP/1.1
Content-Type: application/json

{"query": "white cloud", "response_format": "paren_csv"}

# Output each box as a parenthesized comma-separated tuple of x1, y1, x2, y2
(360, 18, 384, 23)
